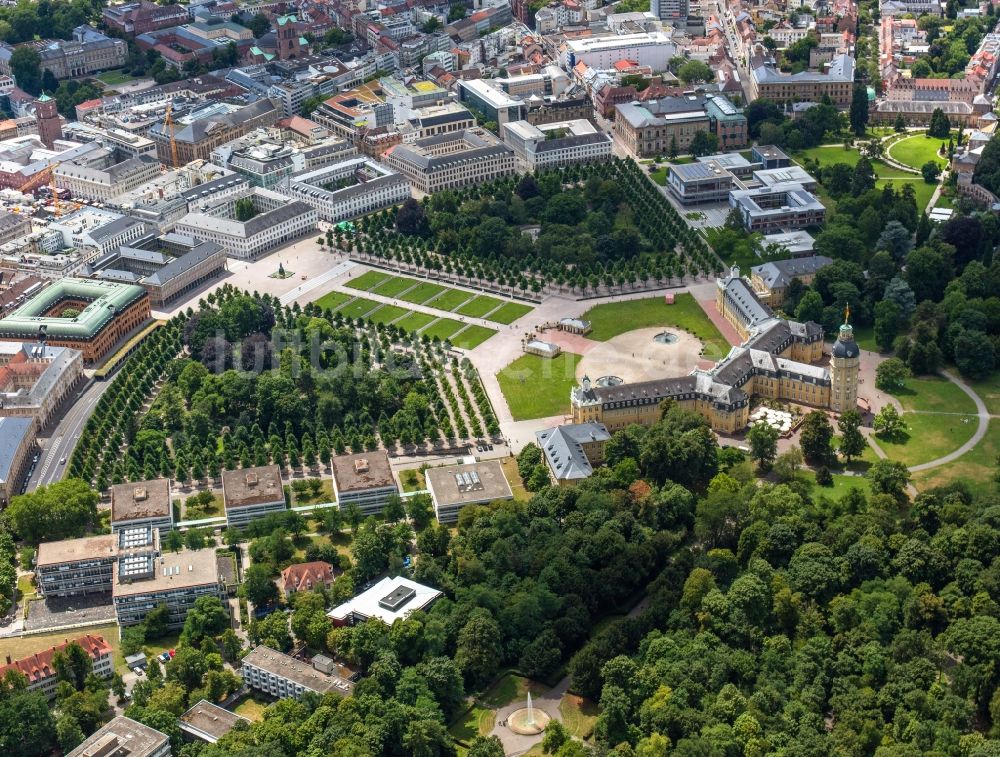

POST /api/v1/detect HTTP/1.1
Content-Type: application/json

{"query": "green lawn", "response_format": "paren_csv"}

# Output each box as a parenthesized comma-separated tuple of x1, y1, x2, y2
(456, 294, 505, 318)
(912, 420, 999, 499)
(876, 411, 978, 467)
(346, 270, 391, 291)
(874, 375, 979, 467)
(394, 312, 437, 333)
(421, 318, 465, 341)
(97, 69, 137, 86)
(804, 471, 873, 500)
(794, 146, 936, 211)
(451, 325, 497, 350)
(143, 633, 181, 661)
(400, 282, 448, 304)
(649, 167, 668, 185)
(888, 133, 949, 169)
(497, 352, 582, 420)
(499, 457, 530, 502)
(448, 706, 496, 743)
(234, 693, 271, 722)
(372, 275, 420, 298)
(337, 297, 383, 320)
(488, 302, 533, 325)
(427, 288, 475, 312)
(971, 373, 1000, 415)
(845, 324, 879, 353)
(398, 468, 426, 492)
(891, 375, 976, 415)
(559, 695, 599, 740)
(480, 674, 546, 707)
(313, 291, 354, 311)
(582, 293, 730, 360)
(366, 304, 410, 325)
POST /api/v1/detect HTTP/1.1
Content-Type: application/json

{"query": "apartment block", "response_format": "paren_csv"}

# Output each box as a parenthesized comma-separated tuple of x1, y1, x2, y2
(241, 645, 355, 698)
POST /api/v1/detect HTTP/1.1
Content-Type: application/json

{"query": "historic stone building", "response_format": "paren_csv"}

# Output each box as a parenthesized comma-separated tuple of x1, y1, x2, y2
(571, 268, 860, 433)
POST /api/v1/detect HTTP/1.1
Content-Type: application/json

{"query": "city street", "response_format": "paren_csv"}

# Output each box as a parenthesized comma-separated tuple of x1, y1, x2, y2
(27, 377, 110, 491)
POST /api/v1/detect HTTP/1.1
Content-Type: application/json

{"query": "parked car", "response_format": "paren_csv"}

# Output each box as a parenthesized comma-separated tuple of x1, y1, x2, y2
(132, 667, 143, 676)
(157, 652, 170, 663)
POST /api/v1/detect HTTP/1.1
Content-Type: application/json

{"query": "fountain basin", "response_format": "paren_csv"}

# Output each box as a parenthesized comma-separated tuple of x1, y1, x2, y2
(653, 331, 678, 344)
(507, 707, 550, 735)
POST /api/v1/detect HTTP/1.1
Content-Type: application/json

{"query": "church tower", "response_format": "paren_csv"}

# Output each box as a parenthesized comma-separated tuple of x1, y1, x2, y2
(35, 94, 62, 150)
(829, 306, 860, 413)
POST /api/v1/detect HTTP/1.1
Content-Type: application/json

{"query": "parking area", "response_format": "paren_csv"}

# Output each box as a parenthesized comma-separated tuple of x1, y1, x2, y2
(24, 593, 116, 632)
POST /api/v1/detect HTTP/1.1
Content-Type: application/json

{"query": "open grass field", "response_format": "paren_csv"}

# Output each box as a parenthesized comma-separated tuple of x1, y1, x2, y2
(346, 270, 391, 291)
(893, 375, 977, 415)
(794, 146, 937, 210)
(427, 288, 475, 312)
(337, 297, 382, 320)
(480, 674, 547, 707)
(421, 318, 464, 341)
(888, 133, 949, 169)
(97, 69, 137, 86)
(582, 293, 729, 360)
(313, 291, 354, 311)
(970, 373, 1000, 415)
(371, 275, 419, 298)
(489, 301, 533, 324)
(448, 706, 496, 743)
(912, 420, 999, 498)
(400, 282, 448, 304)
(394, 312, 436, 332)
(649, 167, 668, 185)
(457, 294, 505, 318)
(451, 325, 496, 350)
(559, 694, 599, 739)
(367, 304, 410, 325)
(803, 471, 873, 500)
(876, 411, 978, 467)
(497, 352, 582, 420)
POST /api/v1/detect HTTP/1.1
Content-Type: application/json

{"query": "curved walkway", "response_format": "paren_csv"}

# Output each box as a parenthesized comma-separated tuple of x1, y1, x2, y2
(908, 370, 989, 472)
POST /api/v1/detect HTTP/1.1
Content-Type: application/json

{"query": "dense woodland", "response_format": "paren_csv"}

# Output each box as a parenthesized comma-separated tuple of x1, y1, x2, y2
(11, 401, 1000, 756)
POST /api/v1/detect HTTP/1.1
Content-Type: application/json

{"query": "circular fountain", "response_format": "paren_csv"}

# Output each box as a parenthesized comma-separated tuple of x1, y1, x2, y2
(653, 331, 678, 344)
(507, 693, 551, 735)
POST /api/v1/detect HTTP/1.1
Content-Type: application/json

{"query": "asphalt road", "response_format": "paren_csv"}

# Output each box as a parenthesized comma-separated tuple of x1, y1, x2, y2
(27, 377, 112, 490)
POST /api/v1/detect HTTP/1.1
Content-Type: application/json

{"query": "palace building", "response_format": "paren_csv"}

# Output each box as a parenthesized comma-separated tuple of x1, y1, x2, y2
(570, 268, 860, 433)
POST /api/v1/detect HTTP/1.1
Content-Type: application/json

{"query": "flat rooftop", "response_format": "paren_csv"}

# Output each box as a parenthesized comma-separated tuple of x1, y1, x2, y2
(330, 451, 396, 494)
(179, 700, 248, 742)
(112, 547, 219, 597)
(111, 479, 171, 523)
(242, 645, 354, 695)
(221, 465, 284, 509)
(36, 534, 116, 568)
(425, 460, 513, 507)
(328, 575, 442, 625)
(67, 716, 168, 757)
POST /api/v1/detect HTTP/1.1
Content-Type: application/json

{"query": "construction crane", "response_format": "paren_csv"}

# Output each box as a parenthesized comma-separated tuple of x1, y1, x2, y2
(48, 161, 62, 217)
(164, 103, 179, 169)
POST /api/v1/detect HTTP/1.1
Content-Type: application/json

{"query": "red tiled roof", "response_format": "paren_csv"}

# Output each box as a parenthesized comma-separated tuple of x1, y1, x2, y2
(0, 634, 111, 685)
(281, 561, 337, 592)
